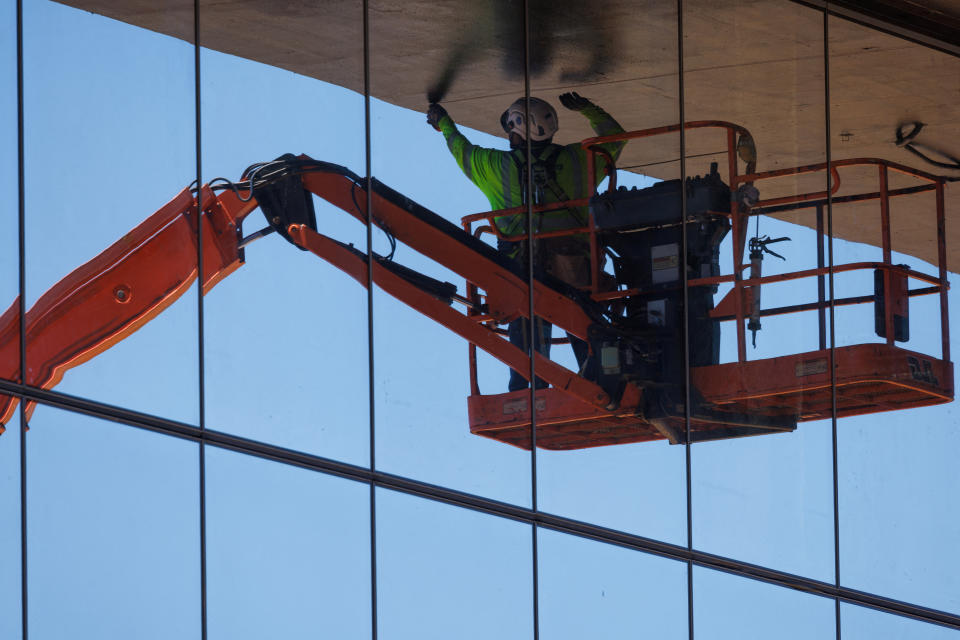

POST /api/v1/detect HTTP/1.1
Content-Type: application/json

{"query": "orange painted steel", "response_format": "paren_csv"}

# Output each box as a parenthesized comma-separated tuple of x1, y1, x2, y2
(692, 344, 952, 420)
(301, 169, 596, 341)
(461, 197, 593, 242)
(0, 187, 259, 430)
(468, 385, 655, 450)
(937, 181, 951, 362)
(286, 224, 614, 410)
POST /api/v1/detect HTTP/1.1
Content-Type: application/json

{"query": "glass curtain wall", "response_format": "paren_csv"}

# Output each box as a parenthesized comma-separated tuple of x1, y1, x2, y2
(205, 447, 371, 639)
(684, 0, 834, 581)
(197, 3, 373, 635)
(828, 14, 960, 614)
(0, 411, 20, 639)
(22, 1, 201, 636)
(3, 2, 960, 639)
(376, 489, 533, 639)
(530, 0, 688, 543)
(26, 406, 201, 638)
(0, 1, 20, 633)
(538, 529, 688, 639)
(0, 0, 17, 406)
(199, 0, 369, 465)
(694, 566, 836, 639)
(842, 603, 960, 639)
(23, 0, 199, 423)
(369, 0, 531, 505)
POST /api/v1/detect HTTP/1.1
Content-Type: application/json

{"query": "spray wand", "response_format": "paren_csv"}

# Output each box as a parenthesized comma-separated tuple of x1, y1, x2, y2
(747, 235, 790, 347)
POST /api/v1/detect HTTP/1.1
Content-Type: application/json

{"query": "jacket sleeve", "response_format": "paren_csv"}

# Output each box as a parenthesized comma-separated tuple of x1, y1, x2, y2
(437, 114, 508, 195)
(579, 104, 627, 181)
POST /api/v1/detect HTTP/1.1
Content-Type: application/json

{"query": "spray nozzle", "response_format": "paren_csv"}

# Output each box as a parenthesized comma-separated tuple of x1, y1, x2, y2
(749, 235, 790, 261)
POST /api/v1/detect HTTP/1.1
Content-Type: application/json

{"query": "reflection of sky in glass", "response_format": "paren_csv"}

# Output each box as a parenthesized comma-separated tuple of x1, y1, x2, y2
(206, 447, 371, 639)
(1, 0, 958, 635)
(0, 407, 20, 639)
(26, 407, 201, 638)
(369, 95, 535, 505)
(0, 0, 15, 315)
(376, 489, 532, 639)
(0, 1, 17, 632)
(694, 567, 836, 639)
(22, 0, 199, 423)
(842, 602, 960, 639)
(201, 46, 371, 466)
(538, 528, 688, 638)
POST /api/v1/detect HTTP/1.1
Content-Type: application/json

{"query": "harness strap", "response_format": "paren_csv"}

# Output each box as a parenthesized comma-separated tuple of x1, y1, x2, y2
(507, 146, 586, 229)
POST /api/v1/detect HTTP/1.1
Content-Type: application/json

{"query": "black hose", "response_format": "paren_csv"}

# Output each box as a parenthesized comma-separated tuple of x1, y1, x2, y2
(895, 122, 960, 177)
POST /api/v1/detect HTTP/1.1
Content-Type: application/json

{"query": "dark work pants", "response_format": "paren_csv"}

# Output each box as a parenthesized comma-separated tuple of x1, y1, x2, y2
(506, 313, 590, 392)
(499, 237, 590, 392)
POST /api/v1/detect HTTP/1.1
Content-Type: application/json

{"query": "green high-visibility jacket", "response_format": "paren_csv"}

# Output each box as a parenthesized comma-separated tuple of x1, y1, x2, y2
(437, 105, 626, 238)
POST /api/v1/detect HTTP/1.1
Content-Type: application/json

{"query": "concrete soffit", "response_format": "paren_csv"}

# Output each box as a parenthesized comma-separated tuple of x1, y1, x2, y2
(54, 0, 960, 269)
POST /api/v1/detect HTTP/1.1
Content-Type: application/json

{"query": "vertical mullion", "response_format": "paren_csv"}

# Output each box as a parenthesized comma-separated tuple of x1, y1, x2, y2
(823, 5, 842, 639)
(16, 0, 27, 637)
(817, 205, 827, 350)
(522, 2, 540, 639)
(193, 1, 208, 639)
(524, 2, 537, 500)
(676, 1, 694, 639)
(363, 1, 377, 639)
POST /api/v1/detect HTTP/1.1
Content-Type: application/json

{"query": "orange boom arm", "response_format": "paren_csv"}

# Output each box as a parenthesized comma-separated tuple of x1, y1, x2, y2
(0, 187, 259, 427)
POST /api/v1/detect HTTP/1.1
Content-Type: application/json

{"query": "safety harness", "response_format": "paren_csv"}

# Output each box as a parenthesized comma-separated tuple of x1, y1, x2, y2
(499, 145, 587, 238)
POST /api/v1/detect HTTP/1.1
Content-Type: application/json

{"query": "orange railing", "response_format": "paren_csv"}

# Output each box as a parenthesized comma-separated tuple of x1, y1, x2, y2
(460, 122, 950, 392)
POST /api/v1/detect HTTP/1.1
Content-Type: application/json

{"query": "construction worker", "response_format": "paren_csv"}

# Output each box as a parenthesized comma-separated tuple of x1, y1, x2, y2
(427, 93, 625, 391)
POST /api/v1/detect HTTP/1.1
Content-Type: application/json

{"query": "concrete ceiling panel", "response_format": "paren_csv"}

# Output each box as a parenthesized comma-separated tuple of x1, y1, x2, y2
(57, 0, 960, 269)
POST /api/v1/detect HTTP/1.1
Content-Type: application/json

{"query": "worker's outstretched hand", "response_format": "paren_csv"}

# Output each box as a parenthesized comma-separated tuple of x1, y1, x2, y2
(427, 103, 448, 130)
(559, 92, 593, 112)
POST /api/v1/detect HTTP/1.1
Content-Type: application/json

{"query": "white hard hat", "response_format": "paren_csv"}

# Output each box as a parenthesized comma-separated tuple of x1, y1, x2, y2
(500, 97, 558, 142)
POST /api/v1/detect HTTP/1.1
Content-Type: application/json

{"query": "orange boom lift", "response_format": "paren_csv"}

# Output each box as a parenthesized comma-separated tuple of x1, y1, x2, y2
(0, 124, 952, 449)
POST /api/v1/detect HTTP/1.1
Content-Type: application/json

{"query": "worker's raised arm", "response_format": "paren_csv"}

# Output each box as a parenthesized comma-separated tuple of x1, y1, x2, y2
(559, 92, 626, 179)
(427, 103, 513, 208)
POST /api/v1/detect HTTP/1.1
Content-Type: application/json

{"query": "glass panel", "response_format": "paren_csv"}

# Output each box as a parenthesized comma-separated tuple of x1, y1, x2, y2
(199, 1, 368, 464)
(376, 488, 532, 639)
(842, 603, 960, 640)
(23, 0, 198, 423)
(531, 0, 687, 542)
(686, 0, 834, 581)
(829, 16, 960, 614)
(694, 566, 835, 639)
(0, 0, 17, 401)
(370, 1, 531, 503)
(26, 405, 200, 638)
(0, 0, 19, 589)
(0, 406, 21, 640)
(538, 529, 687, 639)
(206, 447, 370, 639)
(1, 7, 19, 634)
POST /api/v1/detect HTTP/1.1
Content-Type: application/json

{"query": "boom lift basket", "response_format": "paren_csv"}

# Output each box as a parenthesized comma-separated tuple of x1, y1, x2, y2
(462, 122, 953, 450)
